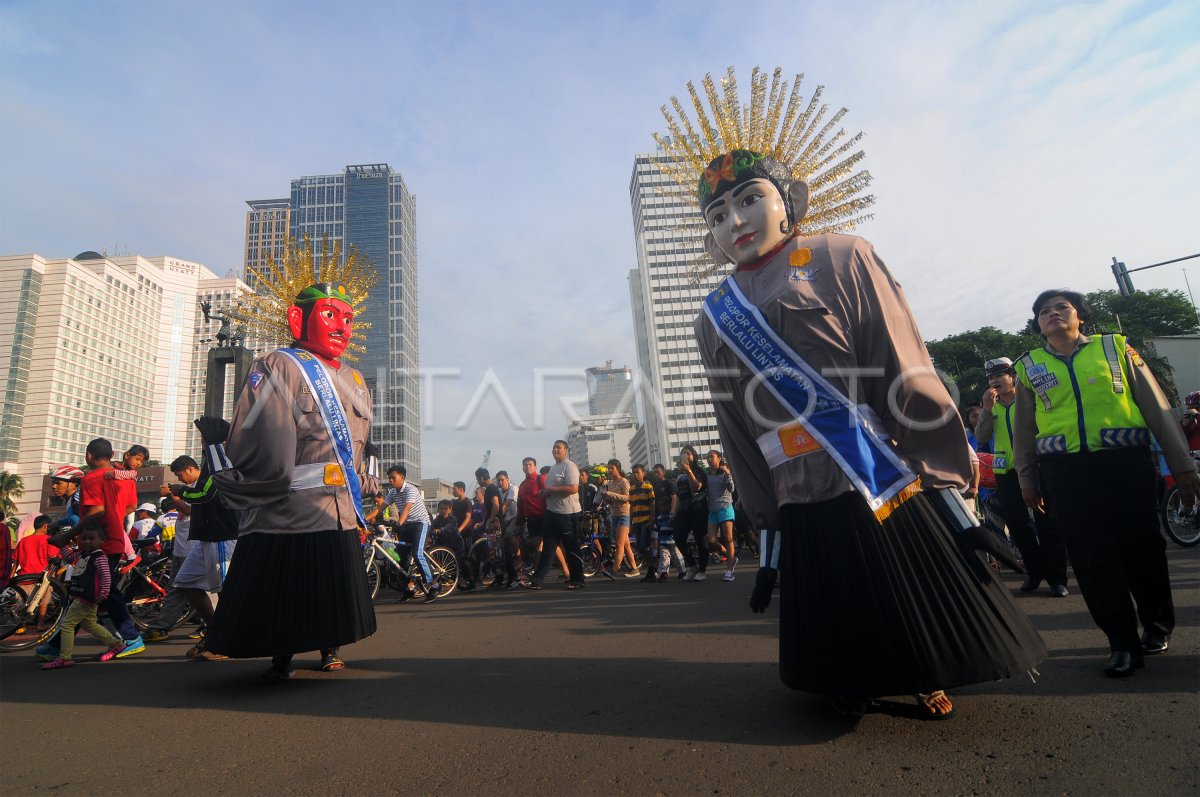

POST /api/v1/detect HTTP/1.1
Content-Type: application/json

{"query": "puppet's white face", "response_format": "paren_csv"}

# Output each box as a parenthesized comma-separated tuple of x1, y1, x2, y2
(703, 178, 789, 265)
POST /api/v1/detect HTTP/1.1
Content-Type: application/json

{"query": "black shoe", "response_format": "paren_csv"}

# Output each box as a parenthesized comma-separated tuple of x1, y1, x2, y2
(423, 585, 442, 603)
(1140, 632, 1170, 655)
(1103, 650, 1144, 678)
(640, 571, 658, 582)
(1049, 584, 1069, 597)
(1019, 577, 1042, 593)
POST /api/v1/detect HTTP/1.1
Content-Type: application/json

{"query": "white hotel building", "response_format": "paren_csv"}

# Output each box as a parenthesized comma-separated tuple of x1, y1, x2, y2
(627, 153, 723, 467)
(0, 251, 252, 516)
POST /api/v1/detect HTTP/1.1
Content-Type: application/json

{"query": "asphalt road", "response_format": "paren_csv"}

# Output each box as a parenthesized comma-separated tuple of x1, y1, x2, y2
(3, 547, 1198, 796)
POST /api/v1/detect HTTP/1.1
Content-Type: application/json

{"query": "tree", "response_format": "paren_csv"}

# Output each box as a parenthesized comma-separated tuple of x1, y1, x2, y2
(0, 471, 24, 517)
(926, 326, 1043, 409)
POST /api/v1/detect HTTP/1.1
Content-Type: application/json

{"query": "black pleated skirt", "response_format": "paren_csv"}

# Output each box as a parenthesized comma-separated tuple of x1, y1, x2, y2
(206, 529, 377, 658)
(779, 491, 1046, 697)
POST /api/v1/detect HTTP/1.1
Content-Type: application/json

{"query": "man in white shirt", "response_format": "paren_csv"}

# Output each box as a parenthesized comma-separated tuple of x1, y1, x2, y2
(130, 503, 159, 540)
(370, 465, 439, 602)
(523, 440, 584, 590)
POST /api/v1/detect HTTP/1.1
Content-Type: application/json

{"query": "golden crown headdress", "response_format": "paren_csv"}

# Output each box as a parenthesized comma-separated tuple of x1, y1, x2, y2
(652, 66, 875, 281)
(230, 234, 380, 362)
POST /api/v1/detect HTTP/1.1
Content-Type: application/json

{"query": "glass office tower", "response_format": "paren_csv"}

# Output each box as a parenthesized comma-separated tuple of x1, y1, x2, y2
(286, 163, 420, 477)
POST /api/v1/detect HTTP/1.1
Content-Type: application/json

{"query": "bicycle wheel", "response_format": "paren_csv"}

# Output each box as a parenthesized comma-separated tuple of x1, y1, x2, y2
(0, 574, 68, 652)
(1161, 487, 1200, 547)
(580, 543, 600, 577)
(468, 540, 499, 588)
(364, 549, 381, 600)
(426, 547, 459, 597)
(125, 558, 194, 632)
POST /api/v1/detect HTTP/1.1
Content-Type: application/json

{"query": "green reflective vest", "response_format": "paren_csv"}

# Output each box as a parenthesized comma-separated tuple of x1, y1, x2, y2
(1015, 333, 1149, 456)
(989, 400, 1016, 474)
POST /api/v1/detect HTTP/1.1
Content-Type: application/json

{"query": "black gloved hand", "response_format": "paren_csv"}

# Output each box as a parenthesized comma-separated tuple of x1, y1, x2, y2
(750, 566, 778, 613)
(194, 416, 231, 445)
(363, 440, 380, 460)
(955, 525, 1026, 583)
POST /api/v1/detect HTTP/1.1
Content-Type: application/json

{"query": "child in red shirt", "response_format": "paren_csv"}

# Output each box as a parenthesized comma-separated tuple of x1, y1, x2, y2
(13, 515, 59, 575)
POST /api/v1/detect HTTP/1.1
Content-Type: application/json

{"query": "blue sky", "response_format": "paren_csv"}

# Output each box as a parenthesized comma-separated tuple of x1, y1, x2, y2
(3, 0, 1198, 480)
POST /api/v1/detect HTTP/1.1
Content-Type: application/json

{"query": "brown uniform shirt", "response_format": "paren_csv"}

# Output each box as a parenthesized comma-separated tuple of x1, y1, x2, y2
(213, 349, 373, 535)
(694, 233, 971, 531)
(1013, 336, 1197, 490)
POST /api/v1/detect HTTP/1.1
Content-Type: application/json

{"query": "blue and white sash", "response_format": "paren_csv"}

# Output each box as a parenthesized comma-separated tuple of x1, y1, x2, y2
(704, 278, 920, 520)
(279, 348, 367, 528)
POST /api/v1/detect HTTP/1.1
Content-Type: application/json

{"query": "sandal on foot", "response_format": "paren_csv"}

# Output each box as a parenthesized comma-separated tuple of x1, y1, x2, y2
(564, 581, 585, 590)
(915, 690, 956, 720)
(320, 653, 345, 672)
(262, 664, 294, 683)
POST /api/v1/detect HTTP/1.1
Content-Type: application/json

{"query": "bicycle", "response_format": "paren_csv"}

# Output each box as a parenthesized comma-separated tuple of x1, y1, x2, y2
(119, 538, 194, 631)
(362, 525, 459, 601)
(578, 511, 615, 578)
(0, 561, 70, 652)
(465, 526, 506, 588)
(1160, 452, 1200, 547)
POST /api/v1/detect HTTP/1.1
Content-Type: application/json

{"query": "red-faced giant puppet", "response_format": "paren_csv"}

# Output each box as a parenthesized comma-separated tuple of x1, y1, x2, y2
(286, 283, 354, 365)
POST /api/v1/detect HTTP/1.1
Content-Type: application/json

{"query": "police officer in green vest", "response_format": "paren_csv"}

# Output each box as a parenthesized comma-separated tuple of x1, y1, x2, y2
(1013, 289, 1199, 678)
(975, 357, 1068, 597)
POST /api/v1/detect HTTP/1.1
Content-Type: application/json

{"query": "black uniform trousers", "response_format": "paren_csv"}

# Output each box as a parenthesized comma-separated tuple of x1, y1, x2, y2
(1038, 447, 1174, 653)
(531, 511, 584, 586)
(995, 470, 1068, 587)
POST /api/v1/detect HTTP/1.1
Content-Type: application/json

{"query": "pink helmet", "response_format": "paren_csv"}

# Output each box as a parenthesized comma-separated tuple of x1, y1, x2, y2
(50, 464, 84, 482)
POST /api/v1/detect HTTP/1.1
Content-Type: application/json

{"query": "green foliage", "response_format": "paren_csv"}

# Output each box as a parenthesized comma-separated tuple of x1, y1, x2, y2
(930, 288, 1198, 408)
(926, 327, 1042, 409)
(0, 470, 24, 517)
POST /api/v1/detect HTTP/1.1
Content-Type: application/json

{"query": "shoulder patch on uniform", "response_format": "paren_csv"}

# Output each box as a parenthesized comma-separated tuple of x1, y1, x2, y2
(1126, 344, 1146, 367)
(247, 370, 264, 391)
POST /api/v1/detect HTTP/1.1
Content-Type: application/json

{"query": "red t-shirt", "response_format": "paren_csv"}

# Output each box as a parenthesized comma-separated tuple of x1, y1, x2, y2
(81, 467, 138, 556)
(516, 473, 547, 521)
(14, 534, 60, 574)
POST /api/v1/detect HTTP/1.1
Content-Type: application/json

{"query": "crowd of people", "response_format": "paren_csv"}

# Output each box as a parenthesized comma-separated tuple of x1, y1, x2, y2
(2, 432, 763, 666)
(377, 442, 758, 595)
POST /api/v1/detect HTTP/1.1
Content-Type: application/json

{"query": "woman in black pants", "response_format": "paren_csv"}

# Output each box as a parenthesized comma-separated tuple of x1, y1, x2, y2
(674, 445, 709, 580)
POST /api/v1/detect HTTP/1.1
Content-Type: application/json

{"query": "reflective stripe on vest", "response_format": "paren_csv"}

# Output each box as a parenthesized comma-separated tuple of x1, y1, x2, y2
(1014, 333, 1148, 456)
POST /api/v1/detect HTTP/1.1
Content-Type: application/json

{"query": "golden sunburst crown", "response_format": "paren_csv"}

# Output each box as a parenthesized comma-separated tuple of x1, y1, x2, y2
(231, 234, 380, 362)
(652, 66, 876, 281)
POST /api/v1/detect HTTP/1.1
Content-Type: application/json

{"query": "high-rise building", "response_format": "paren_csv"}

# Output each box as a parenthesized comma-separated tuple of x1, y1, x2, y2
(0, 251, 235, 515)
(585, 361, 633, 417)
(627, 424, 650, 470)
(627, 152, 723, 466)
(242, 198, 290, 289)
(246, 163, 421, 478)
(566, 413, 638, 471)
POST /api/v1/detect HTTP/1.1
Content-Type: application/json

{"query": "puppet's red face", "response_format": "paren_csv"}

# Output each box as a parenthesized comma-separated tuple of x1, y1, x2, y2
(287, 298, 353, 361)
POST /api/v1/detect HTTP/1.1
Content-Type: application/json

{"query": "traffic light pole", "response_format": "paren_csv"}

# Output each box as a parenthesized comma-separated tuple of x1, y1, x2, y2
(1111, 252, 1199, 296)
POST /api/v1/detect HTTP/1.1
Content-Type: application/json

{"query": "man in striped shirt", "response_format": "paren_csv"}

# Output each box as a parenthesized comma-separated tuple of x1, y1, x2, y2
(630, 464, 657, 582)
(373, 465, 439, 602)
